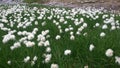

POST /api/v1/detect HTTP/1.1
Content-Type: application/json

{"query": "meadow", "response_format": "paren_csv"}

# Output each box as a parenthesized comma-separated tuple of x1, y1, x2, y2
(0, 4, 120, 68)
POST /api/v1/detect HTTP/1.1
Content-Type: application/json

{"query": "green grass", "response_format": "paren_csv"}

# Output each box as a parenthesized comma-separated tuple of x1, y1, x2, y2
(0, 4, 120, 68)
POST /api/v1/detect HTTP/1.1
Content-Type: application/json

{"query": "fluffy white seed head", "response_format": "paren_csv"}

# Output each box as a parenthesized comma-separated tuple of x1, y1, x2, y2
(33, 56, 38, 61)
(89, 44, 95, 51)
(83, 23, 87, 28)
(7, 60, 11, 65)
(55, 35, 61, 40)
(44, 40, 50, 47)
(95, 23, 100, 27)
(64, 49, 71, 55)
(31, 61, 35, 66)
(100, 32, 106, 37)
(105, 49, 114, 57)
(25, 41, 35, 47)
(46, 47, 51, 52)
(44, 54, 52, 63)
(115, 56, 120, 65)
(102, 24, 108, 29)
(111, 26, 116, 30)
(24, 56, 30, 63)
(70, 35, 75, 40)
(51, 63, 59, 68)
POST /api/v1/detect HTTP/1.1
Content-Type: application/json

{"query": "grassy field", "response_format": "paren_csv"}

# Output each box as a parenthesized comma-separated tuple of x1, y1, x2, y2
(0, 4, 120, 68)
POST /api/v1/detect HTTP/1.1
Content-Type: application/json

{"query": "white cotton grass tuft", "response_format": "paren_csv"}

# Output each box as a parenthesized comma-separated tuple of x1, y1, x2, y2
(30, 56, 38, 66)
(89, 44, 95, 51)
(27, 34, 34, 40)
(55, 35, 61, 40)
(38, 41, 44, 47)
(33, 56, 38, 61)
(111, 26, 116, 30)
(44, 54, 52, 63)
(44, 40, 50, 47)
(0, 23, 4, 28)
(102, 24, 108, 29)
(35, 21, 38, 25)
(83, 23, 87, 28)
(50, 63, 59, 68)
(2, 34, 15, 43)
(65, 28, 69, 32)
(70, 35, 75, 40)
(105, 49, 114, 57)
(7, 60, 11, 65)
(10, 42, 21, 50)
(31, 61, 35, 66)
(115, 56, 120, 65)
(70, 32, 74, 35)
(24, 56, 30, 63)
(25, 41, 35, 47)
(46, 47, 51, 53)
(84, 65, 88, 68)
(76, 31, 81, 35)
(100, 32, 106, 37)
(41, 21, 46, 26)
(64, 49, 71, 55)
(95, 23, 100, 27)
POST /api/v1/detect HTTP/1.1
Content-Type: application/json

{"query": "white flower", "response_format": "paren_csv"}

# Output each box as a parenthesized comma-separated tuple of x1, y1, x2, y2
(115, 56, 120, 65)
(51, 63, 59, 68)
(46, 35, 50, 38)
(76, 31, 81, 35)
(27, 34, 34, 40)
(102, 24, 108, 29)
(84, 65, 88, 68)
(44, 54, 52, 63)
(70, 32, 74, 35)
(64, 49, 71, 55)
(24, 56, 30, 63)
(32, 28, 38, 34)
(69, 27, 73, 30)
(58, 25, 61, 29)
(83, 23, 87, 28)
(59, 29, 63, 33)
(55, 35, 61, 40)
(64, 21, 67, 24)
(59, 17, 64, 22)
(111, 26, 116, 30)
(2, 34, 15, 43)
(13, 42, 21, 49)
(83, 32, 87, 36)
(17, 31, 22, 35)
(70, 35, 75, 40)
(33, 56, 38, 61)
(0, 23, 4, 28)
(38, 41, 44, 47)
(10, 46, 15, 50)
(105, 49, 114, 57)
(44, 40, 50, 47)
(80, 18, 84, 22)
(7, 60, 11, 65)
(37, 34, 46, 41)
(46, 47, 51, 52)
(89, 44, 95, 51)
(35, 21, 38, 25)
(25, 41, 35, 47)
(95, 23, 100, 27)
(41, 22, 46, 26)
(31, 61, 35, 66)
(65, 28, 69, 32)
(100, 32, 106, 37)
